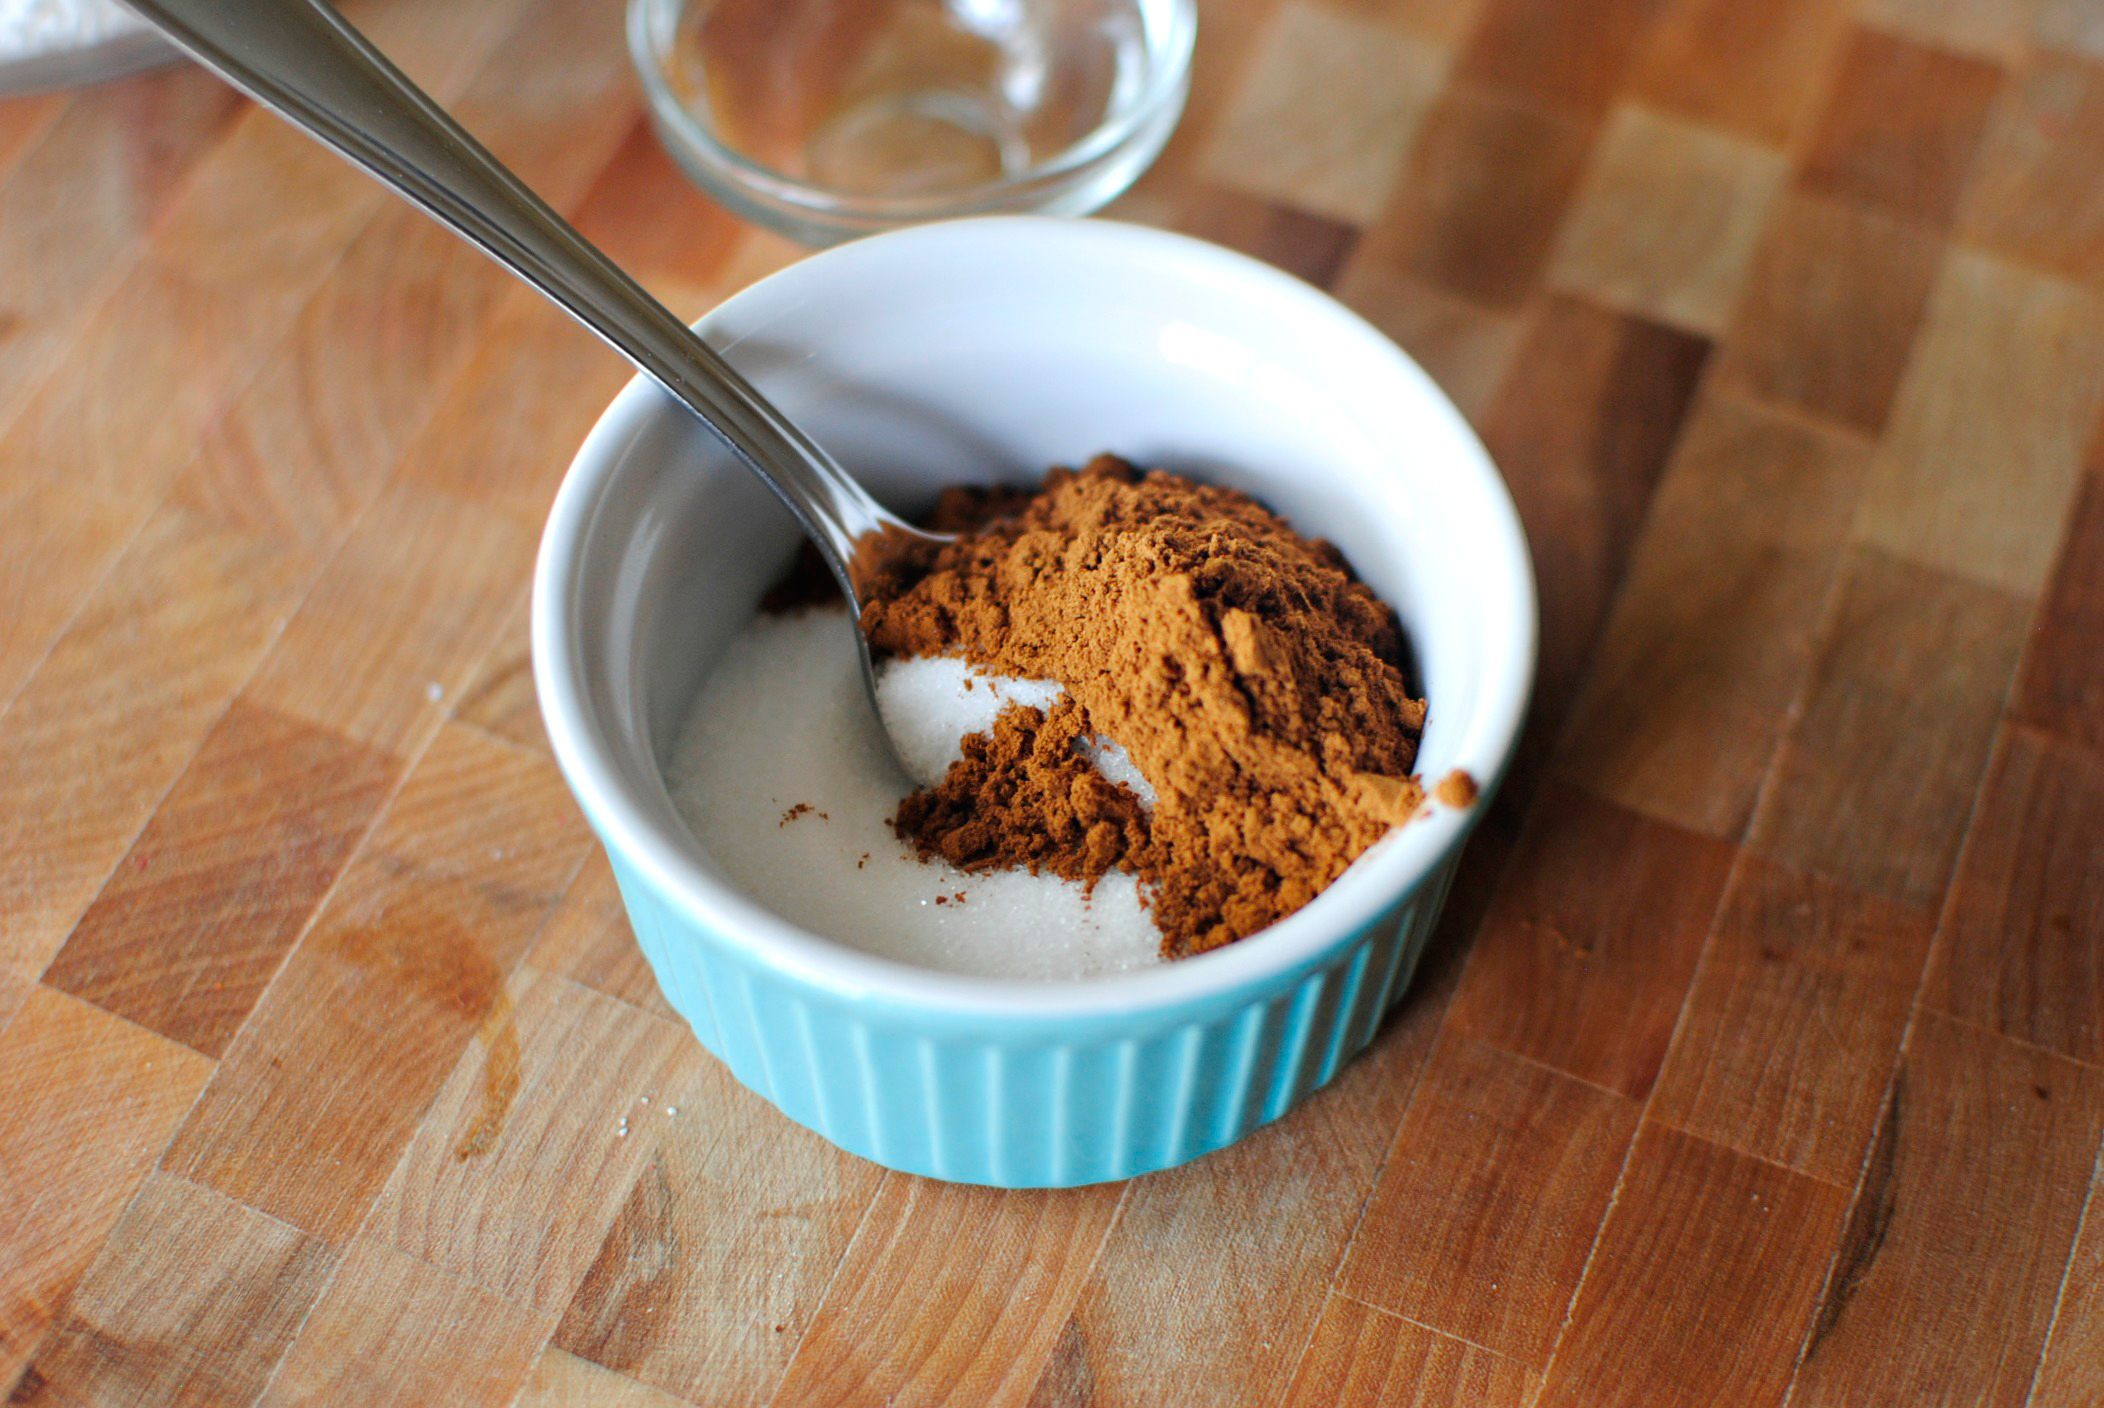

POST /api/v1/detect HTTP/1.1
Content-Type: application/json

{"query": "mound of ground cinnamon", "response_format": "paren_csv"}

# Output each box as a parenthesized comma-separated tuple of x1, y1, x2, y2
(861, 455, 1428, 957)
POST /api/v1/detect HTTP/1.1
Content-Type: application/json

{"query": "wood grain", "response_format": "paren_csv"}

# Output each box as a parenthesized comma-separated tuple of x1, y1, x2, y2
(0, 91, 62, 185)
(1712, 191, 1945, 435)
(0, 0, 526, 508)
(20, 1172, 335, 1408)
(168, 0, 636, 555)
(515, 1349, 693, 1408)
(0, 479, 140, 707)
(1354, 85, 1593, 309)
(452, 595, 546, 756)
(1537, 1123, 1849, 1408)
(770, 1177, 1123, 1407)
(1961, 51, 2104, 288)
(0, 967, 31, 1040)
(1200, 2, 1447, 225)
(0, 114, 373, 506)
(242, 481, 535, 755)
(0, 0, 528, 734)
(1339, 1032, 1639, 1363)
(1626, 0, 1854, 144)
(1860, 0, 2032, 66)
(1547, 103, 1786, 336)
(1922, 724, 2104, 1065)
(1173, 186, 1361, 290)
(1788, 1012, 2104, 1407)
(1749, 546, 2031, 911)
(390, 291, 630, 528)
(526, 848, 675, 1017)
(2013, 466, 2104, 755)
(2029, 1162, 2104, 1408)
(1556, 391, 1869, 839)
(1321, 0, 1489, 47)
(1447, 782, 1737, 1098)
(564, 120, 750, 309)
(164, 204, 507, 554)
(0, 69, 243, 434)
(258, 1237, 554, 1408)
(1852, 251, 2104, 598)
(1472, 296, 1710, 724)
(42, 700, 397, 1058)
(1456, 0, 1663, 119)
(1062, 974, 1452, 1408)
(0, 986, 214, 1388)
(1280, 1295, 1541, 1408)
(1649, 854, 1935, 1184)
(1331, 264, 1523, 421)
(0, 506, 311, 979)
(1798, 27, 2004, 230)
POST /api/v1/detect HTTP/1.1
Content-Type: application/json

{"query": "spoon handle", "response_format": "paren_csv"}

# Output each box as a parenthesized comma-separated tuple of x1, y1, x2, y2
(123, 0, 905, 593)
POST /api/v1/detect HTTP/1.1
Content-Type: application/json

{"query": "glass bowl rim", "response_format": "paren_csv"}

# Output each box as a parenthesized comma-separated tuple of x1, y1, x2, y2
(626, 0, 1200, 222)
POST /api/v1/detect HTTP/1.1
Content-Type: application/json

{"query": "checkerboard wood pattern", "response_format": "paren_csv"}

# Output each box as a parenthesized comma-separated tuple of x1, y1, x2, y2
(4, 0, 2103, 1401)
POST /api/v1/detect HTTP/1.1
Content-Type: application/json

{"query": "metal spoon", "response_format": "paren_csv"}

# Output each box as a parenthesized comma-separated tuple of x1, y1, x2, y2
(122, 0, 949, 762)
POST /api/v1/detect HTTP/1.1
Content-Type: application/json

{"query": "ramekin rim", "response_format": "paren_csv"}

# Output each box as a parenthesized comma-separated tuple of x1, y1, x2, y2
(532, 215, 1537, 1021)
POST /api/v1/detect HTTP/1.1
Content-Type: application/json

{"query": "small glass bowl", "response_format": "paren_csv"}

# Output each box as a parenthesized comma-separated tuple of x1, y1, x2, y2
(628, 0, 1197, 244)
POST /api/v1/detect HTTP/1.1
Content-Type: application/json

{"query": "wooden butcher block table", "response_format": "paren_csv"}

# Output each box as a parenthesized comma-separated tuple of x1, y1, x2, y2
(4, 0, 2103, 1402)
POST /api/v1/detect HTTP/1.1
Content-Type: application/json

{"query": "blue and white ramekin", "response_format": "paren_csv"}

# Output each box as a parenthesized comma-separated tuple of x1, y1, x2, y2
(532, 217, 1536, 1187)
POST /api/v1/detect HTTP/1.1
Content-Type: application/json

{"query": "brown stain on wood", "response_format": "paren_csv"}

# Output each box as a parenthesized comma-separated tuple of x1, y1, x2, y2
(554, 1159, 685, 1374)
(331, 895, 507, 1023)
(454, 989, 523, 1162)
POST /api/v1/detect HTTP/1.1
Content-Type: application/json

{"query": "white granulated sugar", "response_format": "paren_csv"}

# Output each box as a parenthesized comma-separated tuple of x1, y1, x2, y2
(0, 0, 145, 60)
(1077, 729, 1152, 803)
(875, 653, 1156, 803)
(668, 608, 1161, 981)
(874, 653, 1057, 787)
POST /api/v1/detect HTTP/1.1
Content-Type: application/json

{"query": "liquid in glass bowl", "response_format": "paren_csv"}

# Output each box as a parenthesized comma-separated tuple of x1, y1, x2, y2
(629, 0, 1195, 242)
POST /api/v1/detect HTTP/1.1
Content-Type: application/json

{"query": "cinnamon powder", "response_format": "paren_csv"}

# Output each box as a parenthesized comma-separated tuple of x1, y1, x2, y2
(862, 455, 1429, 957)
(892, 696, 1152, 884)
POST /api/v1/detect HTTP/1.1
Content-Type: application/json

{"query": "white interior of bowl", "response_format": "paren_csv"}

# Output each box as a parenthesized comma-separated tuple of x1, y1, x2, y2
(534, 218, 1536, 1017)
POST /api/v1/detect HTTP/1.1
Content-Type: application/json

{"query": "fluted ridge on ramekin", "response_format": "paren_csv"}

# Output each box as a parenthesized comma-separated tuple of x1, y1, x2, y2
(607, 850, 1459, 1188)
